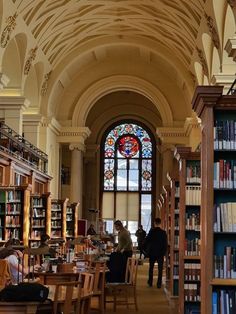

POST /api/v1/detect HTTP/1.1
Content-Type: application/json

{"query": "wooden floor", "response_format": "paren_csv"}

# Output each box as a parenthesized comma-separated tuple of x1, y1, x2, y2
(92, 260, 177, 314)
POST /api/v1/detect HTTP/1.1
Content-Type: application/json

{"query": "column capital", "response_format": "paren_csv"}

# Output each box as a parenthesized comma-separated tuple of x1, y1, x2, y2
(0, 73, 10, 89)
(69, 142, 86, 152)
(156, 126, 188, 146)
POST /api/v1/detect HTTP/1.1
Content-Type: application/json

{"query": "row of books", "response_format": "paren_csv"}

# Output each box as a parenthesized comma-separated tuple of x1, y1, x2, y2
(213, 160, 236, 189)
(175, 186, 180, 197)
(5, 229, 20, 239)
(5, 203, 22, 213)
(51, 213, 61, 219)
(174, 235, 179, 249)
(185, 186, 201, 205)
(5, 216, 21, 226)
(174, 251, 179, 264)
(214, 119, 236, 150)
(213, 203, 236, 232)
(186, 213, 200, 231)
(173, 265, 179, 278)
(184, 283, 200, 301)
(51, 204, 62, 210)
(184, 238, 200, 256)
(31, 219, 45, 227)
(32, 198, 43, 206)
(0, 190, 22, 202)
(31, 230, 44, 239)
(184, 263, 201, 281)
(33, 208, 45, 217)
(212, 289, 236, 314)
(186, 163, 201, 183)
(51, 230, 62, 237)
(51, 221, 61, 227)
(214, 247, 236, 279)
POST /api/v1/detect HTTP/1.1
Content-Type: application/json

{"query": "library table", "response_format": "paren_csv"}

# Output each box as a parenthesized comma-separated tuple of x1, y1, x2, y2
(0, 301, 40, 314)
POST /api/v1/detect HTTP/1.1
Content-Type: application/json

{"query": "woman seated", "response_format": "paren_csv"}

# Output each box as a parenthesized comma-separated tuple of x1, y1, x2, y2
(0, 247, 28, 284)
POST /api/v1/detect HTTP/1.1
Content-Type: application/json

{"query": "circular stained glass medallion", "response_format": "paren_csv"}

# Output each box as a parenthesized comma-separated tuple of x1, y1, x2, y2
(118, 136, 139, 158)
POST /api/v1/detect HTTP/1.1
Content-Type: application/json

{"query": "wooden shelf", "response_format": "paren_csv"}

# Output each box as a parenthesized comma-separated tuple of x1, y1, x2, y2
(211, 279, 236, 286)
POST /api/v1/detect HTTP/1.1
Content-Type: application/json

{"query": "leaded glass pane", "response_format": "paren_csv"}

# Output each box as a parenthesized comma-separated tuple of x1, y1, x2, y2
(117, 159, 127, 170)
(117, 170, 127, 190)
(128, 169, 139, 190)
(129, 159, 138, 169)
(104, 159, 114, 190)
(142, 160, 152, 191)
(141, 194, 152, 231)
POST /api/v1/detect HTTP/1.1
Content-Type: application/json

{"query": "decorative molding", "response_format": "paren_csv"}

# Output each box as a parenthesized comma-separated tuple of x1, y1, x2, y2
(24, 47, 38, 75)
(69, 143, 86, 152)
(204, 13, 220, 50)
(0, 13, 17, 48)
(225, 37, 236, 61)
(196, 47, 209, 77)
(0, 73, 10, 89)
(0, 96, 30, 111)
(41, 117, 61, 135)
(41, 71, 52, 96)
(58, 126, 91, 145)
(23, 114, 43, 126)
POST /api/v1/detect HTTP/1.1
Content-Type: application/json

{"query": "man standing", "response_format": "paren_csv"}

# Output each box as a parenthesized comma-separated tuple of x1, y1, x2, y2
(135, 225, 146, 259)
(145, 218, 167, 288)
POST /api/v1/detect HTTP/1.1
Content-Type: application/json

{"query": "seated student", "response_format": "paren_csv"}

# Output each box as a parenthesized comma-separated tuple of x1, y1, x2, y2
(86, 224, 96, 236)
(38, 234, 57, 258)
(0, 246, 28, 284)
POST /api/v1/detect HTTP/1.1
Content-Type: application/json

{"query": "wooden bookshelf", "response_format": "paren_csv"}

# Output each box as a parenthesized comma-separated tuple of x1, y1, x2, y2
(29, 193, 51, 248)
(167, 170, 180, 299)
(64, 202, 79, 239)
(192, 85, 236, 314)
(174, 147, 201, 314)
(50, 198, 68, 239)
(163, 185, 171, 288)
(0, 185, 31, 245)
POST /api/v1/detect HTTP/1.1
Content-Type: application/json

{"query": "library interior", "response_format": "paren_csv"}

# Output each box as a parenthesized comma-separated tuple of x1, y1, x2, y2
(0, 1, 235, 314)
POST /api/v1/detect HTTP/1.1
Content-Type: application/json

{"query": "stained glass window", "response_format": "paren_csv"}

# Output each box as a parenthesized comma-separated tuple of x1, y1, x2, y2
(102, 122, 155, 233)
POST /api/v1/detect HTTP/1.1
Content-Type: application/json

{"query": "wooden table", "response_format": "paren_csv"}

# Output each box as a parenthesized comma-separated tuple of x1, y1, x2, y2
(36, 270, 81, 285)
(0, 301, 41, 314)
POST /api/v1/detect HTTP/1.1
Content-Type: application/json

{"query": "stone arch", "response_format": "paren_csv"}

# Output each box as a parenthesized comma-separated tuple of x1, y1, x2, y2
(72, 75, 173, 128)
(194, 62, 204, 85)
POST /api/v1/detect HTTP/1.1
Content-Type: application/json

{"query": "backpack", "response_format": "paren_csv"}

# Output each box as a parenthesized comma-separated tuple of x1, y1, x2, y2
(0, 282, 49, 302)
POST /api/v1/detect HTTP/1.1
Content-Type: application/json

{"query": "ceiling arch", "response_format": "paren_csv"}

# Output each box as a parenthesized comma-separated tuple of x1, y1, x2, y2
(71, 75, 173, 127)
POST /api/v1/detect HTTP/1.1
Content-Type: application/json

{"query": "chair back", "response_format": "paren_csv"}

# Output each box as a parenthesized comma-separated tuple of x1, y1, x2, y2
(53, 281, 81, 314)
(80, 272, 94, 297)
(0, 260, 12, 287)
(57, 262, 74, 273)
(93, 261, 106, 293)
(125, 258, 139, 285)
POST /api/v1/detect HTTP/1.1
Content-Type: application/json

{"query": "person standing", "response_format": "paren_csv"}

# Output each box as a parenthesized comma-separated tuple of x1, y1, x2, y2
(109, 220, 132, 282)
(135, 225, 146, 259)
(145, 217, 167, 288)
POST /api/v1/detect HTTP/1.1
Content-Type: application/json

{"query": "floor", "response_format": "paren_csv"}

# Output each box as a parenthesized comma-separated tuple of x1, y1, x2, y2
(92, 260, 177, 314)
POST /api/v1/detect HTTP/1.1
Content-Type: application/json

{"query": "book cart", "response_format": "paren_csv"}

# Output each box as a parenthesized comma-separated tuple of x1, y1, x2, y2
(174, 147, 201, 314)
(192, 86, 236, 314)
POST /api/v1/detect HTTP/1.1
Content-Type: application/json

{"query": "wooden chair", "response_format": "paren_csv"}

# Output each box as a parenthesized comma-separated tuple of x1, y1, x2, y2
(104, 257, 139, 312)
(91, 261, 106, 314)
(53, 280, 81, 314)
(80, 272, 94, 314)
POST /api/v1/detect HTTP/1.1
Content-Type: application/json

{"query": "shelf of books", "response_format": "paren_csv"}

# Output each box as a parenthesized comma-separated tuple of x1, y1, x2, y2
(29, 193, 51, 248)
(167, 170, 180, 300)
(65, 202, 79, 239)
(0, 185, 31, 245)
(193, 85, 236, 314)
(174, 147, 201, 314)
(163, 185, 171, 288)
(51, 198, 68, 239)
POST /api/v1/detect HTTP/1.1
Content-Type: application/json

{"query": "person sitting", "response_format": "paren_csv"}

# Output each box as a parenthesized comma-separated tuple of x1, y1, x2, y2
(0, 246, 28, 284)
(38, 234, 57, 258)
(86, 224, 96, 236)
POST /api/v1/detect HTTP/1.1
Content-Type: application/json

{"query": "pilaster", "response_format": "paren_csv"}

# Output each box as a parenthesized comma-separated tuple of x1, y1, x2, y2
(23, 114, 42, 147)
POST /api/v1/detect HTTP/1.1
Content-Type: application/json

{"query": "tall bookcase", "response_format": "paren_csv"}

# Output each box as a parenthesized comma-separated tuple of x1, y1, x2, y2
(167, 171, 180, 299)
(174, 147, 201, 314)
(51, 198, 68, 239)
(64, 202, 79, 239)
(0, 185, 31, 245)
(163, 185, 171, 288)
(192, 86, 236, 314)
(29, 193, 51, 248)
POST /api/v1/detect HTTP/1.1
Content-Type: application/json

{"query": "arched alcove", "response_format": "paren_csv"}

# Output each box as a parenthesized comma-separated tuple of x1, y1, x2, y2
(202, 33, 213, 77)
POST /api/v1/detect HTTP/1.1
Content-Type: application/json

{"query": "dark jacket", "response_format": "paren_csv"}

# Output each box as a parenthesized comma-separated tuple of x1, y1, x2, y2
(145, 227, 167, 257)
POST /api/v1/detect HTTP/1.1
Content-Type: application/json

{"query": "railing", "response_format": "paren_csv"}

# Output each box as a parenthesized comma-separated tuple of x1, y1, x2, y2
(0, 122, 48, 173)
(227, 78, 236, 95)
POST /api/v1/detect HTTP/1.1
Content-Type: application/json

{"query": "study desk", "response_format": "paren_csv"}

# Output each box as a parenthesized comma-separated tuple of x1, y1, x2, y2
(0, 301, 40, 314)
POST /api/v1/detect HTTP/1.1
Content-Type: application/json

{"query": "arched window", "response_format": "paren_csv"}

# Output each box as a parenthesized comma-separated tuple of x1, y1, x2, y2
(101, 122, 155, 241)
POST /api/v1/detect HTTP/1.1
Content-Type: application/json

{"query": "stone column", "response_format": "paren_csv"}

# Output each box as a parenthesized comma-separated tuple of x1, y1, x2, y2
(69, 142, 85, 218)
(0, 96, 30, 134)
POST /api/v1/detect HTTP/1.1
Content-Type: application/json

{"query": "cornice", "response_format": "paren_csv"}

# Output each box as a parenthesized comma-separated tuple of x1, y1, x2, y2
(41, 117, 61, 135)
(0, 96, 30, 111)
(69, 142, 86, 152)
(58, 127, 91, 144)
(23, 113, 43, 126)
